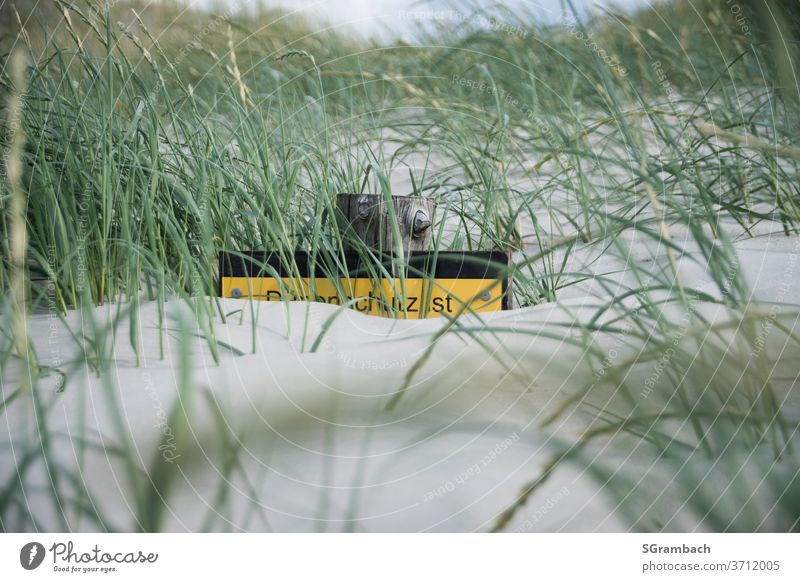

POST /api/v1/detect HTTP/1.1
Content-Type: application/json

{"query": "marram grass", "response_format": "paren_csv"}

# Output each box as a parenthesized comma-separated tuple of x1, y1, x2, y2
(0, 0, 799, 531)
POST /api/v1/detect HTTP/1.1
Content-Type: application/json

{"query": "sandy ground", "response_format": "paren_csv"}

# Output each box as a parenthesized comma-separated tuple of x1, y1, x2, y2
(2, 223, 799, 532)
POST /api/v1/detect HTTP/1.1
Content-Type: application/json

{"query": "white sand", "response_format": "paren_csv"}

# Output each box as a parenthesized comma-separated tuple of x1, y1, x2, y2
(2, 227, 799, 532)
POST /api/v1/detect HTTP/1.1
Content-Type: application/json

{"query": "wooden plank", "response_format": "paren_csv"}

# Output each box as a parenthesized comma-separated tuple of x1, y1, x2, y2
(336, 194, 435, 254)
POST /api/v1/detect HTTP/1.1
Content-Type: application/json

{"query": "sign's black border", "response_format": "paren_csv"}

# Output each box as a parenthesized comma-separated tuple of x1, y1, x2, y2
(218, 251, 512, 310)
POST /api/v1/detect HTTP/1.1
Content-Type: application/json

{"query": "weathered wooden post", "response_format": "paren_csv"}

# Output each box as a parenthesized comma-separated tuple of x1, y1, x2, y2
(337, 194, 436, 253)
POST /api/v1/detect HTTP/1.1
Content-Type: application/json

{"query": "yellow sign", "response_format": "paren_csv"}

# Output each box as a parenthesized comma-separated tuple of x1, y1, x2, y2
(218, 251, 510, 319)
(220, 276, 502, 318)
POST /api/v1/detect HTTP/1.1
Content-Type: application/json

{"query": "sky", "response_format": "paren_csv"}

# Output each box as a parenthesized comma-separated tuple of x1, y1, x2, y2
(192, 0, 651, 41)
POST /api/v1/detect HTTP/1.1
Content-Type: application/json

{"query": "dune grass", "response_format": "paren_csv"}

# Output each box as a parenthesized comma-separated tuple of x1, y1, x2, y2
(1, 0, 799, 531)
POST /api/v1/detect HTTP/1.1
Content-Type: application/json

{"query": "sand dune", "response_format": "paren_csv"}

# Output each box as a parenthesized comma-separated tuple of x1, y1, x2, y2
(4, 226, 799, 532)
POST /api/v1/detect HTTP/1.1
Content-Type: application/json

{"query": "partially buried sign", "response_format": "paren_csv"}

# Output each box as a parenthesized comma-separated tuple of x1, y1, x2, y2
(218, 251, 510, 319)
